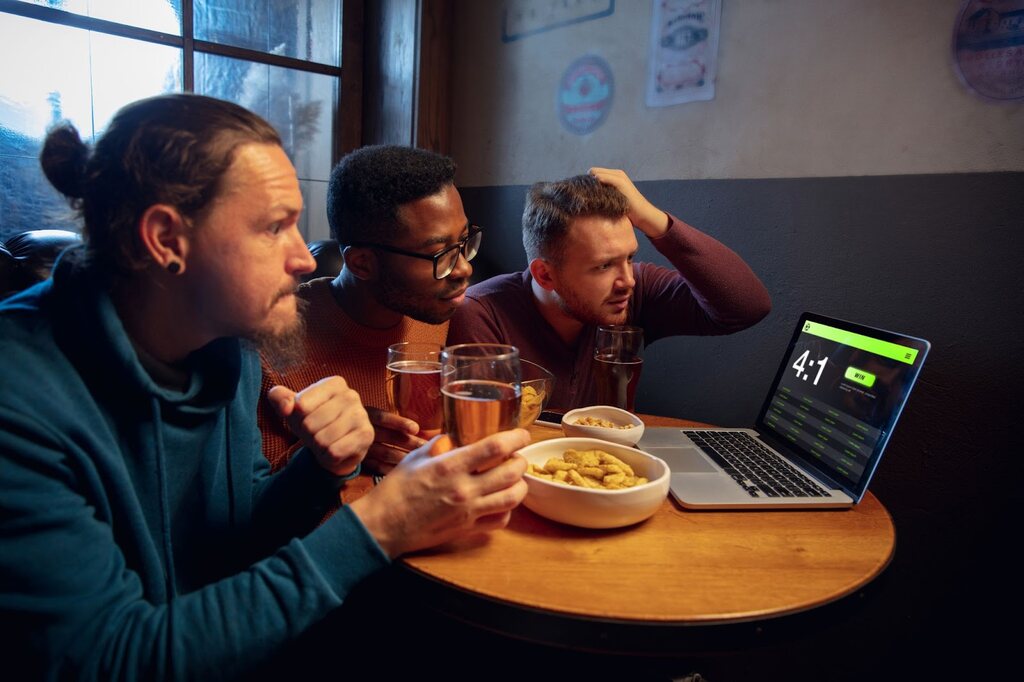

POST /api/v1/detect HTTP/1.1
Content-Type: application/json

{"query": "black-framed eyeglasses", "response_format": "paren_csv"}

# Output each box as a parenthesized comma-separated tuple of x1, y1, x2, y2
(350, 224, 483, 280)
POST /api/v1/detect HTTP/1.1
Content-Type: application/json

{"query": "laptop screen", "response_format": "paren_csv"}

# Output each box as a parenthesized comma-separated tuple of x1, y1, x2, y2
(755, 313, 930, 500)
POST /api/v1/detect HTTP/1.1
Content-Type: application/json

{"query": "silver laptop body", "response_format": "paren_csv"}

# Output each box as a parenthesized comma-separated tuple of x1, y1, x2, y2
(639, 313, 930, 510)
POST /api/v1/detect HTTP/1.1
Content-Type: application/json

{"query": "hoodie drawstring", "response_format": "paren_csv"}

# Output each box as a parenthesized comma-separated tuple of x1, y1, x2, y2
(224, 412, 236, 527)
(151, 397, 176, 678)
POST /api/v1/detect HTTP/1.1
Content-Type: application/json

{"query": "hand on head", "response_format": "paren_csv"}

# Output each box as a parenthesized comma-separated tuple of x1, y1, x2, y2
(362, 406, 426, 475)
(267, 376, 374, 476)
(589, 167, 670, 237)
(348, 429, 530, 558)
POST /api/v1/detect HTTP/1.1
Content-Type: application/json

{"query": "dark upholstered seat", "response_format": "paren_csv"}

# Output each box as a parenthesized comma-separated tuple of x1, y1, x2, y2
(304, 239, 344, 283)
(1, 229, 83, 299)
(0, 243, 18, 300)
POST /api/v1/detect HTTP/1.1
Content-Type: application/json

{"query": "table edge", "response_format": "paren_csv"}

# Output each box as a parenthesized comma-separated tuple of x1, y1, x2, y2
(399, 492, 896, 626)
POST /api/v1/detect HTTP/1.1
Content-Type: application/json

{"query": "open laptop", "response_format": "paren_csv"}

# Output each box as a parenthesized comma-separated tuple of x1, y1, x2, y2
(638, 312, 930, 509)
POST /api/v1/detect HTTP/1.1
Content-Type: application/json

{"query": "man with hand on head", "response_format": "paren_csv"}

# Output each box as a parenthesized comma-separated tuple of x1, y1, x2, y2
(0, 94, 527, 680)
(447, 168, 771, 411)
(259, 145, 478, 478)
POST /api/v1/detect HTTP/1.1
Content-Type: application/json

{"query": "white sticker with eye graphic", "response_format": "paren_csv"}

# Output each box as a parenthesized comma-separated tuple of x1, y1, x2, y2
(646, 0, 722, 107)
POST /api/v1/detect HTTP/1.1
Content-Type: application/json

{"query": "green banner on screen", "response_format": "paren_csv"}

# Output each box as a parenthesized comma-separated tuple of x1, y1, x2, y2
(804, 322, 918, 365)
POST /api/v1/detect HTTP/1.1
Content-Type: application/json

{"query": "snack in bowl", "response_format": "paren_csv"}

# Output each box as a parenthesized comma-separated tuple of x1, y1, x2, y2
(518, 437, 669, 529)
(561, 406, 645, 446)
(519, 385, 544, 425)
(571, 416, 635, 429)
(518, 360, 555, 427)
(526, 448, 649, 489)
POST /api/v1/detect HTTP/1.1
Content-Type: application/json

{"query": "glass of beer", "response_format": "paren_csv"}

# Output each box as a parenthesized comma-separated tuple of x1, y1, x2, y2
(386, 342, 444, 439)
(593, 325, 644, 412)
(440, 344, 521, 447)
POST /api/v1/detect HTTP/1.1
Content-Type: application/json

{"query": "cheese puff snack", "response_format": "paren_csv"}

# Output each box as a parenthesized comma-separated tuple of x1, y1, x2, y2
(573, 416, 635, 429)
(519, 385, 545, 425)
(563, 449, 601, 467)
(525, 449, 649, 490)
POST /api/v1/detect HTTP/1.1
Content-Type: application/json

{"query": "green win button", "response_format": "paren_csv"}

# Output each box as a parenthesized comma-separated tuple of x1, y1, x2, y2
(844, 366, 876, 388)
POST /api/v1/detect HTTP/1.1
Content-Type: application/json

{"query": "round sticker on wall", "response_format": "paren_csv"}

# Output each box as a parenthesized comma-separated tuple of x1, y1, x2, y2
(557, 55, 614, 135)
(952, 0, 1024, 101)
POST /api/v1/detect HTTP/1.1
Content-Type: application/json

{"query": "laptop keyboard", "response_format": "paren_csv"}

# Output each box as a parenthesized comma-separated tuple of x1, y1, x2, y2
(683, 430, 832, 499)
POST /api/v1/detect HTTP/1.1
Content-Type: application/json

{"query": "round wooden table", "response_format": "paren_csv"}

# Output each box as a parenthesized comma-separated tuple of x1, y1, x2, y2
(397, 415, 896, 653)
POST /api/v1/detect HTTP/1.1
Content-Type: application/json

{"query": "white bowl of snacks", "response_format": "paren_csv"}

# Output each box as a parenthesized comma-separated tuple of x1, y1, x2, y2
(560, 405, 645, 446)
(519, 437, 669, 529)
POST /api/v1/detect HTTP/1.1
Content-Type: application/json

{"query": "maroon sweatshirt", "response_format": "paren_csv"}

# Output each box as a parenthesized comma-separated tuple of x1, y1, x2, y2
(447, 215, 771, 411)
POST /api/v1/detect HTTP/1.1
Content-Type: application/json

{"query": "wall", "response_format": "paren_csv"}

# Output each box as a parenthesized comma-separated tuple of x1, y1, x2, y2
(449, 1, 1024, 679)
(452, 0, 1022, 183)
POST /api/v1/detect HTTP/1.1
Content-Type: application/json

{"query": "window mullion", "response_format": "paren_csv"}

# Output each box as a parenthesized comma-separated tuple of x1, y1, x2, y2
(194, 40, 342, 77)
(182, 0, 194, 91)
(0, 0, 183, 48)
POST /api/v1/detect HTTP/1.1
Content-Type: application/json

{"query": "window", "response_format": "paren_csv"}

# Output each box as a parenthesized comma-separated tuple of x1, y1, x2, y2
(0, 0, 344, 243)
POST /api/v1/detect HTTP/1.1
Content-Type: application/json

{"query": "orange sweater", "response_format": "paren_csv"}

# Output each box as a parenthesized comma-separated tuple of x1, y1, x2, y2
(259, 277, 448, 471)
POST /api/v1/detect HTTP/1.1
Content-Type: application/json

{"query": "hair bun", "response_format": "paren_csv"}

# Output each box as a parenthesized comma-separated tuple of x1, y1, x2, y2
(40, 123, 89, 200)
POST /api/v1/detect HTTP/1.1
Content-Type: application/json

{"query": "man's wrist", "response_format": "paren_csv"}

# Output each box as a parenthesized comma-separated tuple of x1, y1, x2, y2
(636, 208, 671, 238)
(348, 494, 400, 559)
(333, 461, 363, 481)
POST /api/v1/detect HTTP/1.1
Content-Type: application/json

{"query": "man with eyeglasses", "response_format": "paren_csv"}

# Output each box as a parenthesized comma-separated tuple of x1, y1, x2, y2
(259, 145, 479, 477)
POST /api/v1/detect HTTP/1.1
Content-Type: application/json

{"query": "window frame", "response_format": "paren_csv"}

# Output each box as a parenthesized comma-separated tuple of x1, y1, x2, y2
(0, 0, 362, 163)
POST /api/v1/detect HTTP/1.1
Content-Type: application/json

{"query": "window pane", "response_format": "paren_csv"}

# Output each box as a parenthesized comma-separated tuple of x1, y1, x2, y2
(0, 155, 76, 240)
(0, 13, 181, 239)
(195, 52, 335, 183)
(89, 33, 183, 131)
(194, 0, 340, 66)
(1, 14, 94, 141)
(194, 51, 271, 120)
(19, 0, 182, 34)
(299, 179, 330, 242)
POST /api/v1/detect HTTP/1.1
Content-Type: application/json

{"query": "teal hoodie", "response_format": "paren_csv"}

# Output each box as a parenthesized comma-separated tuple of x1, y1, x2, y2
(0, 251, 390, 680)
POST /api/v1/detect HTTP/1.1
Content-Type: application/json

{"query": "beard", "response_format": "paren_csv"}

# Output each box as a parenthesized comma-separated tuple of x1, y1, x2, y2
(377, 269, 465, 325)
(556, 285, 629, 327)
(250, 295, 309, 371)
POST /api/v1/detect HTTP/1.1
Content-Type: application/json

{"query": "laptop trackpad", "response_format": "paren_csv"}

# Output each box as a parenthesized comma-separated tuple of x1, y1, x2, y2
(645, 447, 718, 473)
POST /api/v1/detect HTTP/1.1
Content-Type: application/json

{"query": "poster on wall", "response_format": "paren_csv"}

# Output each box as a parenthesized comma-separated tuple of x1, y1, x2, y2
(952, 0, 1024, 101)
(646, 0, 722, 107)
(557, 54, 615, 135)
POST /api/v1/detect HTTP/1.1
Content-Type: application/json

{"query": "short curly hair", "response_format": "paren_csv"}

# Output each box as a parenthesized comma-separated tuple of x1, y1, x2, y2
(522, 174, 628, 263)
(327, 145, 457, 245)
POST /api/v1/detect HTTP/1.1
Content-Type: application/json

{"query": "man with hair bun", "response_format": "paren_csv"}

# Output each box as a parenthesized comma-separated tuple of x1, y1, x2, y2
(448, 168, 772, 411)
(259, 144, 479, 477)
(0, 94, 527, 679)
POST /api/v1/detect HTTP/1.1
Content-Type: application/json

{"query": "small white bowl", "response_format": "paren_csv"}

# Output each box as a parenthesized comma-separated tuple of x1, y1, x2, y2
(518, 437, 670, 529)
(560, 405, 645, 446)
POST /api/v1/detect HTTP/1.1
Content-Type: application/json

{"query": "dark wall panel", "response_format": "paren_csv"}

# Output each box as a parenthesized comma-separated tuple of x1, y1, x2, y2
(458, 171, 1023, 677)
